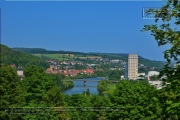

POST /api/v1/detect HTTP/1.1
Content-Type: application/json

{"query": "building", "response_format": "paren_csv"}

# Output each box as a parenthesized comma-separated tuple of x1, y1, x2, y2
(125, 54, 138, 80)
(17, 67, 24, 77)
(137, 73, 146, 80)
(148, 80, 170, 89)
(46, 68, 52, 74)
(147, 71, 159, 80)
(110, 60, 120, 63)
(17, 67, 24, 80)
(148, 81, 162, 89)
(138, 73, 146, 77)
(121, 75, 125, 80)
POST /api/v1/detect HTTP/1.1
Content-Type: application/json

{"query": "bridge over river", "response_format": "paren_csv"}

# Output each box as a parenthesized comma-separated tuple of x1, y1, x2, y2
(62, 79, 102, 85)
(62, 78, 119, 85)
(63, 79, 102, 82)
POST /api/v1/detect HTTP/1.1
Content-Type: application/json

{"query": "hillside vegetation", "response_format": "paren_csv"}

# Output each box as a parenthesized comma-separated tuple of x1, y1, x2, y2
(0, 44, 49, 69)
(13, 47, 165, 70)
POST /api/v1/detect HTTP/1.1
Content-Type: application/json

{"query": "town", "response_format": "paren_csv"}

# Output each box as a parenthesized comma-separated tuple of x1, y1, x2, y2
(13, 53, 168, 88)
(1, 1, 179, 119)
(11, 52, 175, 90)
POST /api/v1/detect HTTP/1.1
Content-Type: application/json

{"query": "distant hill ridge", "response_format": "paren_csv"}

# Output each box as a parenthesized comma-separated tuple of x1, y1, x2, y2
(13, 47, 88, 55)
(13, 47, 162, 61)
(12, 47, 165, 70)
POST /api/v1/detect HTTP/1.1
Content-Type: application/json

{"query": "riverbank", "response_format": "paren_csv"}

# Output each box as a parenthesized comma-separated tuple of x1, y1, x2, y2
(63, 77, 103, 95)
(61, 80, 74, 91)
(97, 80, 117, 95)
(61, 75, 100, 91)
(68, 73, 99, 79)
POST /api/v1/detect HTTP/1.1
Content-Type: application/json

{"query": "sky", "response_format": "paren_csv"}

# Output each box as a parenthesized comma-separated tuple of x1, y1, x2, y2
(0, 0, 174, 61)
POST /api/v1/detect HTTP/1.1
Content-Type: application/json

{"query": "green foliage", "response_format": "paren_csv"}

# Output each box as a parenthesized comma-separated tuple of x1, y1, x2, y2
(82, 89, 91, 96)
(34, 53, 73, 61)
(2, 63, 179, 119)
(64, 94, 112, 120)
(142, 1, 180, 119)
(97, 80, 108, 95)
(150, 75, 159, 80)
(13, 48, 47, 54)
(0, 44, 49, 70)
(1, 1, 179, 119)
(94, 70, 124, 80)
(0, 65, 69, 119)
(74, 63, 86, 70)
(61, 80, 74, 90)
(70, 73, 97, 79)
(65, 94, 92, 120)
(44, 86, 65, 107)
(21, 65, 66, 119)
(44, 73, 74, 91)
(0, 65, 25, 119)
(157, 76, 180, 119)
(138, 58, 164, 71)
(23, 66, 58, 105)
(109, 80, 160, 119)
(141, 0, 180, 80)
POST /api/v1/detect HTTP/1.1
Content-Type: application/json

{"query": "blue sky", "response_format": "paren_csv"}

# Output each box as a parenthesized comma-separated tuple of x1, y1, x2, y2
(0, 0, 172, 61)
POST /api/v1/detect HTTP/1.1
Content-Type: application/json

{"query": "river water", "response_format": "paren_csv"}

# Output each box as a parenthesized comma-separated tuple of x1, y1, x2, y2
(63, 77, 103, 95)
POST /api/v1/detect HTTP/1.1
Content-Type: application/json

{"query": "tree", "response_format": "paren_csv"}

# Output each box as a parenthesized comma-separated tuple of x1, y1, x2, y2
(149, 75, 159, 81)
(97, 80, 108, 95)
(43, 86, 66, 120)
(1, 45, 49, 70)
(82, 89, 90, 96)
(0, 65, 25, 119)
(90, 95, 111, 120)
(65, 94, 92, 120)
(109, 80, 160, 119)
(141, 0, 180, 80)
(142, 1, 180, 119)
(22, 65, 67, 119)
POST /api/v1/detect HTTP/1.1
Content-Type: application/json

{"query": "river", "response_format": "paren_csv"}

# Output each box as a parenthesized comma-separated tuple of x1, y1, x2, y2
(63, 77, 103, 95)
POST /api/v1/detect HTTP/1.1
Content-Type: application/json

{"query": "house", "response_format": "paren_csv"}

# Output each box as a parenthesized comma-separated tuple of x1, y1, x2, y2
(110, 60, 120, 63)
(53, 69, 60, 74)
(46, 68, 52, 74)
(17, 67, 24, 80)
(85, 69, 94, 74)
(17, 67, 24, 76)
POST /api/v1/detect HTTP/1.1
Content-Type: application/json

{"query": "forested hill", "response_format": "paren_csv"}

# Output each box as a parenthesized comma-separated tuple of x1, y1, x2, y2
(13, 47, 165, 70)
(0, 44, 49, 69)
(13, 47, 87, 55)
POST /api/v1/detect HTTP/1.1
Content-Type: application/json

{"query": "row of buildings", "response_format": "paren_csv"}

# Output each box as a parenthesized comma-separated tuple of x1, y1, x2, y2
(46, 68, 94, 76)
(14, 54, 159, 80)
(45, 60, 94, 76)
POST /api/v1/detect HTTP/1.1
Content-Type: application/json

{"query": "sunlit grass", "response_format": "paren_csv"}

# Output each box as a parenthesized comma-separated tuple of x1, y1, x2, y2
(34, 54, 73, 61)
(34, 53, 102, 61)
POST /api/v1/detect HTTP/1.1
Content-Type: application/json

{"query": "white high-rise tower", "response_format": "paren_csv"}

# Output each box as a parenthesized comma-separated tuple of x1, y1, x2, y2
(125, 54, 138, 80)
